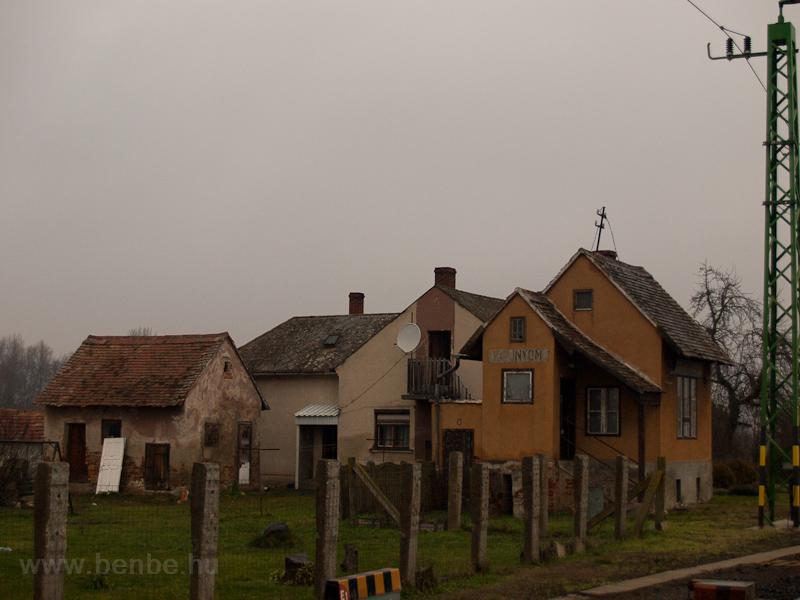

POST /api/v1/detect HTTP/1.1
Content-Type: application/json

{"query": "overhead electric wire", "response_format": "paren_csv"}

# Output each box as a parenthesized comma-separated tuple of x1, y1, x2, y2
(684, 0, 767, 93)
(605, 215, 619, 256)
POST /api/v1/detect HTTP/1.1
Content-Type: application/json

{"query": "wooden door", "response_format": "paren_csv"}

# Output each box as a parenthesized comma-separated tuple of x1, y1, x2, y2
(66, 423, 88, 482)
(144, 443, 170, 490)
(96, 437, 126, 493)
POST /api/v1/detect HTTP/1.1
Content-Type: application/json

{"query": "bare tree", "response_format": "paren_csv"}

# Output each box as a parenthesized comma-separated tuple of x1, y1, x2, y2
(128, 326, 157, 336)
(0, 335, 70, 408)
(690, 263, 763, 460)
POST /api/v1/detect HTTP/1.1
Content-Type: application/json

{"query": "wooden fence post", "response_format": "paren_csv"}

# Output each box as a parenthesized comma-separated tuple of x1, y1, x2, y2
(655, 456, 666, 530)
(573, 455, 588, 553)
(614, 455, 628, 540)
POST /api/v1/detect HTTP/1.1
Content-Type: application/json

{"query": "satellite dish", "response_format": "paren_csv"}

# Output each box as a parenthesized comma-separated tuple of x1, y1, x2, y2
(396, 323, 421, 353)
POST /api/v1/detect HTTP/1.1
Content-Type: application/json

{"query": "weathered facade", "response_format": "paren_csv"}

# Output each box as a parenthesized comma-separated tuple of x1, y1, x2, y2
(443, 249, 729, 508)
(240, 268, 503, 488)
(37, 334, 266, 492)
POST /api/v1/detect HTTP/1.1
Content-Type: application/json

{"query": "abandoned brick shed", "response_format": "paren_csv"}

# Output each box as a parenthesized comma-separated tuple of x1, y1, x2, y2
(36, 333, 267, 492)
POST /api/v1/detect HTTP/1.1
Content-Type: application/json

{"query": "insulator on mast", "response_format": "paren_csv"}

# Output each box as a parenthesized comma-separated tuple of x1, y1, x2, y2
(726, 37, 734, 57)
(744, 36, 752, 54)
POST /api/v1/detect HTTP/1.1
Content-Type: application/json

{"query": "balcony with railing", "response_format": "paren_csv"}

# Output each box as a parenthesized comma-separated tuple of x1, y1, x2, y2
(405, 359, 473, 401)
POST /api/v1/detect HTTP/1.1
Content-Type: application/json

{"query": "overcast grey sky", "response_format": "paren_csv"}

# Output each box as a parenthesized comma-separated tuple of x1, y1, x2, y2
(0, 1, 783, 356)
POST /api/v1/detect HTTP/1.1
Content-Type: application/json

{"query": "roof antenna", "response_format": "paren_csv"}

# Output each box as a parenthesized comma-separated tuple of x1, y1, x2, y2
(594, 207, 607, 251)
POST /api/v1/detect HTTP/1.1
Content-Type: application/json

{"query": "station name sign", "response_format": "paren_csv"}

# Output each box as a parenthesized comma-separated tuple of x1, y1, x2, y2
(488, 348, 549, 364)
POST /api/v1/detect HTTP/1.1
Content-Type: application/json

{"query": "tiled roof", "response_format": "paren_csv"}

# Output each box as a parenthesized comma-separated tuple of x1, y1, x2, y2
(36, 334, 230, 408)
(518, 290, 662, 395)
(0, 408, 45, 441)
(437, 286, 505, 322)
(546, 249, 730, 364)
(240, 314, 399, 375)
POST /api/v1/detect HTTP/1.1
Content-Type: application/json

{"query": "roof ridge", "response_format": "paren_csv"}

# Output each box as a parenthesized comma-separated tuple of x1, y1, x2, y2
(437, 285, 503, 301)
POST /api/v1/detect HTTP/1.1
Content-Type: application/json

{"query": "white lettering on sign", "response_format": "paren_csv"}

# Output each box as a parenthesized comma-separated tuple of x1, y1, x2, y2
(488, 348, 549, 364)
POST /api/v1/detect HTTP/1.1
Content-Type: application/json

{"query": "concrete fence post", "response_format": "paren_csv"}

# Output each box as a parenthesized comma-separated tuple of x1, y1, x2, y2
(34, 461, 69, 600)
(614, 455, 629, 540)
(190, 463, 219, 600)
(521, 456, 541, 563)
(447, 451, 463, 531)
(314, 459, 340, 600)
(399, 462, 421, 587)
(537, 453, 549, 535)
(470, 462, 489, 572)
(573, 455, 588, 553)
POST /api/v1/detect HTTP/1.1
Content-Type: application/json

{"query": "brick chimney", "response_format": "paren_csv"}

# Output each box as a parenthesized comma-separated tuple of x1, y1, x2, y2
(595, 250, 618, 260)
(434, 267, 456, 289)
(349, 292, 365, 315)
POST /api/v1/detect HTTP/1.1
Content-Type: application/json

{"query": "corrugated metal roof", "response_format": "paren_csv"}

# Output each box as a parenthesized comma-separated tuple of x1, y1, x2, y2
(295, 404, 341, 418)
(295, 404, 341, 425)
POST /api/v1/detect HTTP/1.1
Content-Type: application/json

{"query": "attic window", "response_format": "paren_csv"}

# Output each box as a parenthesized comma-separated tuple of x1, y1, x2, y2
(223, 360, 233, 379)
(510, 317, 526, 343)
(323, 334, 340, 348)
(574, 290, 593, 311)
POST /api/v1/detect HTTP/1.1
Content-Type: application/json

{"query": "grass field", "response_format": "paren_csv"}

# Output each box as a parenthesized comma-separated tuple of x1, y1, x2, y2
(2, 489, 799, 600)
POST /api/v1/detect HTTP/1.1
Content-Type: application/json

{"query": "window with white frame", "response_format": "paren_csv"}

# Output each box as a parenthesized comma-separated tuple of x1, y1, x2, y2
(587, 387, 620, 435)
(677, 376, 697, 439)
(502, 370, 533, 404)
(375, 411, 410, 449)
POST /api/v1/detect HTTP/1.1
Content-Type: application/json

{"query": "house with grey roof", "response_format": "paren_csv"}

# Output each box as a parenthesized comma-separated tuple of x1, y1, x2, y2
(443, 249, 728, 509)
(239, 267, 503, 488)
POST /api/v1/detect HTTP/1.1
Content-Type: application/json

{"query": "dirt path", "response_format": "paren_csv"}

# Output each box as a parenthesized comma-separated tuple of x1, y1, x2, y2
(431, 534, 800, 600)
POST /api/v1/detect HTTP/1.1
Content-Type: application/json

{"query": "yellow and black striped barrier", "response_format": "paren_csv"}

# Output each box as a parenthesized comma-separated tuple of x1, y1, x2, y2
(324, 568, 401, 600)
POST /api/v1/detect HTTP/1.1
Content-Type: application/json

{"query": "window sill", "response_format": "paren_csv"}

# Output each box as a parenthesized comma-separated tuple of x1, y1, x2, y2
(370, 447, 413, 453)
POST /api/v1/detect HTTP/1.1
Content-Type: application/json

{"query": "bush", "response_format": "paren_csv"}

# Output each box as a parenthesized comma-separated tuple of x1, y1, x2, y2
(728, 484, 758, 496)
(713, 461, 736, 489)
(727, 458, 758, 486)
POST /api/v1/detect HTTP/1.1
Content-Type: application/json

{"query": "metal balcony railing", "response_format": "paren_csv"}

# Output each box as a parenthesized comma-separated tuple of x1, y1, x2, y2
(407, 359, 473, 400)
